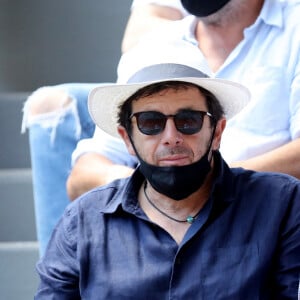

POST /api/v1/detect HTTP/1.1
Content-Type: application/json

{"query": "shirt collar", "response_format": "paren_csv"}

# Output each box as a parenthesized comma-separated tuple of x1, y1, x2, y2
(182, 16, 199, 45)
(256, 0, 283, 29)
(182, 0, 284, 45)
(100, 151, 236, 218)
(209, 150, 235, 204)
(99, 169, 144, 215)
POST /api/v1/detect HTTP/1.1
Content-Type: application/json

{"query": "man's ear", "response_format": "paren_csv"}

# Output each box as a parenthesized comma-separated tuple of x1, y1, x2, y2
(212, 118, 226, 150)
(117, 126, 136, 156)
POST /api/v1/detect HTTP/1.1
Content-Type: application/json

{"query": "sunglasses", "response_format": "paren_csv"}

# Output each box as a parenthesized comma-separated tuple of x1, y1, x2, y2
(129, 110, 213, 135)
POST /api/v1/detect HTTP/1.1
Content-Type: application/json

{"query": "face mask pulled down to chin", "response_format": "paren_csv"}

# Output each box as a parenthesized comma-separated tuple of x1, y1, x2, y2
(138, 149, 212, 200)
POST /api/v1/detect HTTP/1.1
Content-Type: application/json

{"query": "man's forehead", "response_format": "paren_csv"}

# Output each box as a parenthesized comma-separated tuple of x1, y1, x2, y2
(132, 87, 207, 110)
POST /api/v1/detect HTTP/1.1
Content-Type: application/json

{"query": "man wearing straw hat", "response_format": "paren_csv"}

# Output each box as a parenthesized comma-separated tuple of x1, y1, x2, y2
(35, 61, 300, 299)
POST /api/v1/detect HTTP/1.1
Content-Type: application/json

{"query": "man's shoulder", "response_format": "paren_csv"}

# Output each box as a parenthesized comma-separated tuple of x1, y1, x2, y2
(76, 178, 127, 210)
(57, 179, 129, 245)
(232, 167, 300, 199)
(64, 178, 128, 222)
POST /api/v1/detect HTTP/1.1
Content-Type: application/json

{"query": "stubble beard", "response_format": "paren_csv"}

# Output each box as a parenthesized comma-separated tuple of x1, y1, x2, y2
(199, 0, 248, 27)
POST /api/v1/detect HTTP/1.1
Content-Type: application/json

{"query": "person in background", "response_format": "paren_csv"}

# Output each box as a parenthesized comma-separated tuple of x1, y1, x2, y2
(121, 0, 188, 52)
(22, 0, 186, 255)
(34, 60, 300, 299)
(67, 0, 300, 202)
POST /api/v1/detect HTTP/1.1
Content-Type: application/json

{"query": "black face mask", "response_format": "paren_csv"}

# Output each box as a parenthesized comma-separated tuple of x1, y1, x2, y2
(130, 125, 216, 200)
(138, 149, 212, 200)
(181, 0, 231, 17)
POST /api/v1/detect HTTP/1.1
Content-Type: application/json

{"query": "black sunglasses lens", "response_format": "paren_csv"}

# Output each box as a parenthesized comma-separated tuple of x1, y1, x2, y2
(133, 111, 206, 135)
(136, 112, 166, 135)
(175, 111, 204, 134)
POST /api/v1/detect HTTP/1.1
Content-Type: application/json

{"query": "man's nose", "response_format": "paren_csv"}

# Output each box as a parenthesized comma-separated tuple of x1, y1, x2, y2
(161, 118, 184, 145)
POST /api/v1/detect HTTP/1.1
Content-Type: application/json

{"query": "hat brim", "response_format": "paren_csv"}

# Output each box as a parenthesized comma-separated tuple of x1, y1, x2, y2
(88, 77, 250, 139)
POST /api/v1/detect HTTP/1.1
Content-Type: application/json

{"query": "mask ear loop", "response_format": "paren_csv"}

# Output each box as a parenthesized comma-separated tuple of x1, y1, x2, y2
(202, 115, 217, 163)
(126, 128, 144, 163)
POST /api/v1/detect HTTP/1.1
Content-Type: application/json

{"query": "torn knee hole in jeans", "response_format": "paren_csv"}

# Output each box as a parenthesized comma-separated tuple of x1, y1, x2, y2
(22, 87, 81, 143)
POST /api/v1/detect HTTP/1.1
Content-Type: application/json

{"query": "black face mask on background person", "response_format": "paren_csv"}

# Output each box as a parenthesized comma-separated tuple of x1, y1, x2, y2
(181, 0, 231, 17)
(129, 126, 216, 200)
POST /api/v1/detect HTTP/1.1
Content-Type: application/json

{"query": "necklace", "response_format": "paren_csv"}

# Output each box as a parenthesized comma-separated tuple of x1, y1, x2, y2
(143, 182, 201, 224)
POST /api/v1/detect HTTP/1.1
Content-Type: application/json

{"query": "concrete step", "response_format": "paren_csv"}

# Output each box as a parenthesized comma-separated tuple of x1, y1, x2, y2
(0, 168, 37, 241)
(0, 92, 31, 169)
(0, 241, 39, 300)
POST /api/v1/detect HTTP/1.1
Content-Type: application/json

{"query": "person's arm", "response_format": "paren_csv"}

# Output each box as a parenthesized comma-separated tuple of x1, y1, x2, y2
(66, 153, 134, 201)
(35, 206, 81, 299)
(122, 4, 184, 53)
(275, 182, 300, 298)
(230, 138, 300, 179)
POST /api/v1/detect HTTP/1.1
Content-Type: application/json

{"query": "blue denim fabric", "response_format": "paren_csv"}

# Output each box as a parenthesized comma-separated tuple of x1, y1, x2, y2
(28, 83, 99, 255)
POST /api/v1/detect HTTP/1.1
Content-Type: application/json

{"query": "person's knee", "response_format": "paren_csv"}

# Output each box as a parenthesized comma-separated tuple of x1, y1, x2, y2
(21, 86, 78, 137)
(26, 86, 73, 117)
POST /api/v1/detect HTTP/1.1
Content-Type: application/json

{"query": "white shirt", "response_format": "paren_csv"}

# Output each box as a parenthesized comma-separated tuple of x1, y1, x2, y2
(73, 0, 300, 166)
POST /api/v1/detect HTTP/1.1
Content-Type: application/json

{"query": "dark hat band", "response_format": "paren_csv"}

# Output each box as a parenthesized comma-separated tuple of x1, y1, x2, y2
(127, 63, 209, 84)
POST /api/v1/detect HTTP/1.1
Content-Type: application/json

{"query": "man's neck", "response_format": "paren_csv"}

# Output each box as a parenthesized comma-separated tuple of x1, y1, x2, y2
(138, 168, 214, 244)
(195, 0, 264, 72)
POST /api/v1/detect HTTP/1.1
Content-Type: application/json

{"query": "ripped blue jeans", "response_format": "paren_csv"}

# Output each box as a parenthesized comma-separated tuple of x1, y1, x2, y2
(22, 83, 99, 255)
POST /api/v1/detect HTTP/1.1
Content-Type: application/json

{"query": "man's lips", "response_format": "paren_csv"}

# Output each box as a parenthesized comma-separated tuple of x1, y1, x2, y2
(158, 155, 191, 166)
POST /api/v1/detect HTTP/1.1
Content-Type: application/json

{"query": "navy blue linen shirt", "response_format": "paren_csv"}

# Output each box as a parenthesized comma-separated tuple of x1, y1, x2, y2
(35, 153, 300, 299)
